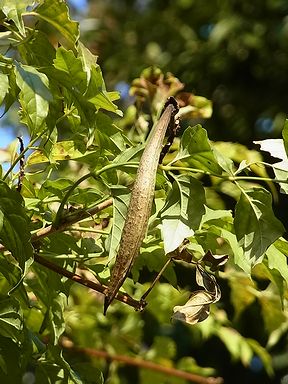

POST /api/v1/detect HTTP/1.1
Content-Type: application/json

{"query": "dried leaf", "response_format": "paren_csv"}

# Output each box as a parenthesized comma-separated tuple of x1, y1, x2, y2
(172, 291, 212, 324)
(201, 250, 229, 271)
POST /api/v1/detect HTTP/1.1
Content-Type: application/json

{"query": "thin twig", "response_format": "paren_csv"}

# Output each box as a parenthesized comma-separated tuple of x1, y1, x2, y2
(61, 342, 224, 384)
(32, 198, 113, 241)
(34, 253, 146, 311)
(140, 256, 172, 302)
(0, 198, 113, 253)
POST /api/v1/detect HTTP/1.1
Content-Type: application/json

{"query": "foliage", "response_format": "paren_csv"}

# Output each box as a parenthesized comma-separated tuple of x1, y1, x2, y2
(0, 1, 288, 383)
(80, 0, 288, 142)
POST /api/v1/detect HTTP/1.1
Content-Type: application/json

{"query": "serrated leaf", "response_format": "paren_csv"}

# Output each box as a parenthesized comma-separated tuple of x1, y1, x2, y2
(161, 175, 205, 253)
(86, 66, 121, 115)
(14, 62, 52, 134)
(0, 297, 23, 340)
(53, 46, 87, 92)
(0, 73, 9, 106)
(0, 0, 33, 36)
(170, 125, 222, 174)
(234, 187, 284, 263)
(106, 186, 130, 263)
(0, 181, 33, 269)
(32, 0, 79, 44)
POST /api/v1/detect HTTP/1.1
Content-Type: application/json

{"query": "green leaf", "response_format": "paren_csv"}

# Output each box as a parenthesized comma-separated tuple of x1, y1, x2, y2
(0, 73, 9, 106)
(161, 175, 205, 254)
(217, 327, 254, 366)
(207, 225, 251, 273)
(53, 46, 87, 93)
(132, 243, 177, 287)
(266, 244, 288, 282)
(32, 0, 79, 45)
(35, 345, 83, 384)
(86, 66, 121, 115)
(0, 181, 33, 269)
(106, 185, 130, 263)
(0, 0, 33, 36)
(14, 62, 52, 134)
(170, 125, 222, 174)
(27, 140, 89, 165)
(0, 296, 23, 340)
(234, 187, 284, 263)
(282, 119, 288, 157)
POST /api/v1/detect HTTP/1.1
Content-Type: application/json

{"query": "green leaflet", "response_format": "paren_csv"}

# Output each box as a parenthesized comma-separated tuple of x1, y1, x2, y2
(32, 0, 79, 44)
(170, 125, 222, 174)
(14, 62, 52, 135)
(0, 0, 34, 36)
(266, 243, 288, 283)
(0, 297, 23, 341)
(106, 185, 131, 263)
(161, 175, 205, 254)
(0, 181, 33, 270)
(35, 345, 84, 384)
(54, 47, 87, 92)
(234, 187, 284, 263)
(0, 73, 9, 106)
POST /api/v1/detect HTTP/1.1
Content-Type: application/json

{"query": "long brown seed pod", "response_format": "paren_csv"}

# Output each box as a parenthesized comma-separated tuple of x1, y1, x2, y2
(104, 97, 179, 314)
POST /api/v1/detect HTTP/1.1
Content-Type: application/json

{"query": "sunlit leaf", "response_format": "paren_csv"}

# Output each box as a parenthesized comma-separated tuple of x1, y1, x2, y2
(32, 0, 79, 44)
(14, 62, 52, 134)
(161, 175, 205, 254)
(0, 73, 9, 106)
(106, 186, 130, 263)
(170, 125, 222, 174)
(234, 187, 284, 263)
(0, 0, 33, 36)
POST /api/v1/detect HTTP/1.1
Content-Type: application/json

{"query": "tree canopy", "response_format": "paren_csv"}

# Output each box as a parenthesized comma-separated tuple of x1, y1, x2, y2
(0, 1, 288, 383)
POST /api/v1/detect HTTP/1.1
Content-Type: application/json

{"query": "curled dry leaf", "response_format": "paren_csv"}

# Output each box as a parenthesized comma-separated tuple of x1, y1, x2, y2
(172, 291, 213, 324)
(172, 264, 221, 325)
(201, 250, 229, 271)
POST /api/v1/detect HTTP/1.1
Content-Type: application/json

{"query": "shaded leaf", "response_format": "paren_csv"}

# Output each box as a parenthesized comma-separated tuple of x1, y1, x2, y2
(234, 187, 284, 263)
(0, 181, 33, 269)
(0, 297, 23, 340)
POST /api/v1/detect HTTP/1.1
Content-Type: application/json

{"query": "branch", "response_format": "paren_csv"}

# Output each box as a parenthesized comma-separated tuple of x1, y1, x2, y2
(61, 341, 224, 384)
(34, 253, 146, 311)
(32, 198, 113, 241)
(0, 198, 113, 253)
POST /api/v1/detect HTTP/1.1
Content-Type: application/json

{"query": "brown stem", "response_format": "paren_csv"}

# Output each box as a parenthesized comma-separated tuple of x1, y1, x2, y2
(62, 342, 223, 384)
(34, 253, 146, 311)
(0, 198, 113, 253)
(32, 198, 113, 241)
